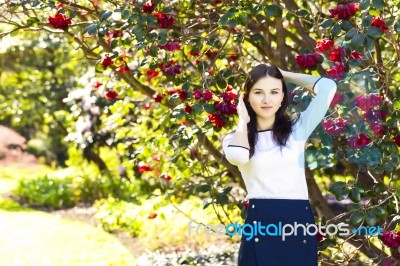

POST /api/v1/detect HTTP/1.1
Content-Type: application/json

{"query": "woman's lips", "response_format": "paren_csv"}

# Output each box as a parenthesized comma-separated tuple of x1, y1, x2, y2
(261, 106, 272, 109)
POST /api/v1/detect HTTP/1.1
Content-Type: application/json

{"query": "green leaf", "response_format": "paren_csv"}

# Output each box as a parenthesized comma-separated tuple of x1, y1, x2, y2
(349, 188, 361, 203)
(84, 24, 98, 36)
(394, 100, 400, 111)
(264, 5, 282, 18)
(372, 0, 384, 9)
(197, 184, 211, 193)
(331, 23, 342, 36)
(203, 201, 212, 209)
(296, 9, 308, 17)
(203, 104, 215, 114)
(216, 193, 229, 205)
(341, 20, 352, 31)
(370, 206, 388, 219)
(345, 28, 357, 40)
(362, 15, 373, 27)
(366, 26, 383, 38)
(121, 9, 130, 20)
(360, 0, 371, 10)
(216, 78, 227, 89)
(100, 11, 112, 22)
(192, 103, 203, 114)
(365, 211, 377, 226)
(149, 44, 158, 57)
(364, 36, 375, 50)
(349, 210, 364, 226)
(321, 19, 334, 28)
(351, 33, 365, 48)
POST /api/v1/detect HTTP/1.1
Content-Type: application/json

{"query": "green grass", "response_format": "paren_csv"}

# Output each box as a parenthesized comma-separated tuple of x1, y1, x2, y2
(0, 166, 136, 266)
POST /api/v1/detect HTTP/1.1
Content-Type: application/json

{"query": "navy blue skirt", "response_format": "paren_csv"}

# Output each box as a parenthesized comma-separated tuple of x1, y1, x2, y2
(238, 198, 318, 266)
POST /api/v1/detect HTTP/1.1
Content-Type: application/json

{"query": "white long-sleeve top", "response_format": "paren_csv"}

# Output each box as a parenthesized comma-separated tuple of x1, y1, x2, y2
(222, 77, 337, 200)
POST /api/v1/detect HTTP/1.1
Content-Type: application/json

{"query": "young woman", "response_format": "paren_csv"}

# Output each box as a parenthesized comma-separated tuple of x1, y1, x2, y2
(222, 63, 337, 266)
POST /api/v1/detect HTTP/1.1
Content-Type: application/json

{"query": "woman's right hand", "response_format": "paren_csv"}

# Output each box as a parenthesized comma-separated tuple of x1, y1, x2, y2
(237, 93, 250, 124)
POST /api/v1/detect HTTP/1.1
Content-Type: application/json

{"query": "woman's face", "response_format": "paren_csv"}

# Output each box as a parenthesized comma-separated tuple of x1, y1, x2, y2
(247, 76, 284, 119)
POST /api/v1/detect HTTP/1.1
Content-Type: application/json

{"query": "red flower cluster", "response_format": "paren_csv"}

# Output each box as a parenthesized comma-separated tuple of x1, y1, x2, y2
(381, 230, 400, 249)
(105, 90, 119, 100)
(138, 162, 151, 172)
(363, 109, 387, 122)
(92, 81, 102, 89)
(154, 12, 174, 28)
(100, 55, 114, 69)
(106, 30, 123, 39)
(355, 94, 382, 112)
(152, 92, 164, 103)
(193, 89, 213, 102)
(393, 135, 400, 146)
(327, 62, 346, 80)
(184, 104, 192, 114)
(315, 38, 334, 52)
(48, 13, 72, 30)
(322, 117, 347, 135)
(158, 38, 180, 52)
(347, 133, 371, 149)
(205, 49, 218, 59)
(329, 47, 346, 62)
(330, 93, 344, 108)
(371, 17, 388, 32)
(146, 69, 159, 82)
(369, 121, 385, 135)
(208, 113, 227, 128)
(162, 60, 181, 76)
(349, 50, 363, 60)
(142, 1, 156, 14)
(329, 3, 359, 20)
(161, 174, 172, 182)
(117, 65, 130, 73)
(295, 53, 323, 68)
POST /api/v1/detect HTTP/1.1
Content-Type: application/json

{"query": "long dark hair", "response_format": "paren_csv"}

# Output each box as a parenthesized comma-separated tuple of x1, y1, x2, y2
(243, 63, 292, 158)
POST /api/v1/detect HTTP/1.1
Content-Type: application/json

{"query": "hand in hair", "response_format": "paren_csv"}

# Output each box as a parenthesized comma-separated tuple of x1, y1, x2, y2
(238, 93, 250, 125)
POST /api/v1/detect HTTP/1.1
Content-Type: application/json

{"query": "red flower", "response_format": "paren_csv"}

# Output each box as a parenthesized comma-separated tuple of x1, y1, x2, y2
(117, 65, 130, 73)
(315, 38, 334, 52)
(105, 90, 119, 100)
(203, 89, 213, 101)
(243, 201, 249, 209)
(380, 230, 400, 249)
(143, 103, 151, 110)
(329, 47, 345, 62)
(393, 135, 400, 146)
(295, 53, 323, 68)
(92, 81, 102, 89)
(322, 117, 347, 135)
(350, 50, 363, 60)
(193, 89, 203, 100)
(48, 13, 72, 30)
(330, 93, 344, 108)
(355, 94, 382, 112)
(142, 1, 156, 14)
(167, 88, 177, 95)
(326, 62, 346, 80)
(153, 92, 164, 103)
(221, 87, 237, 102)
(369, 121, 385, 135)
(176, 89, 187, 100)
(154, 12, 174, 28)
(357, 133, 371, 146)
(189, 50, 201, 57)
(208, 113, 227, 128)
(371, 17, 388, 32)
(347, 133, 371, 148)
(146, 69, 159, 82)
(329, 3, 359, 20)
(162, 60, 181, 76)
(214, 101, 237, 115)
(184, 104, 192, 114)
(205, 49, 218, 59)
(100, 55, 114, 69)
(148, 213, 157, 219)
(158, 38, 180, 52)
(106, 30, 123, 39)
(161, 174, 172, 182)
(363, 109, 387, 122)
(316, 231, 325, 242)
(138, 162, 151, 172)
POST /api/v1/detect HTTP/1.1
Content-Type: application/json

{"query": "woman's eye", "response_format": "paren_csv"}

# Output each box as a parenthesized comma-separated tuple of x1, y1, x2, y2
(271, 91, 278, 94)
(255, 92, 262, 94)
